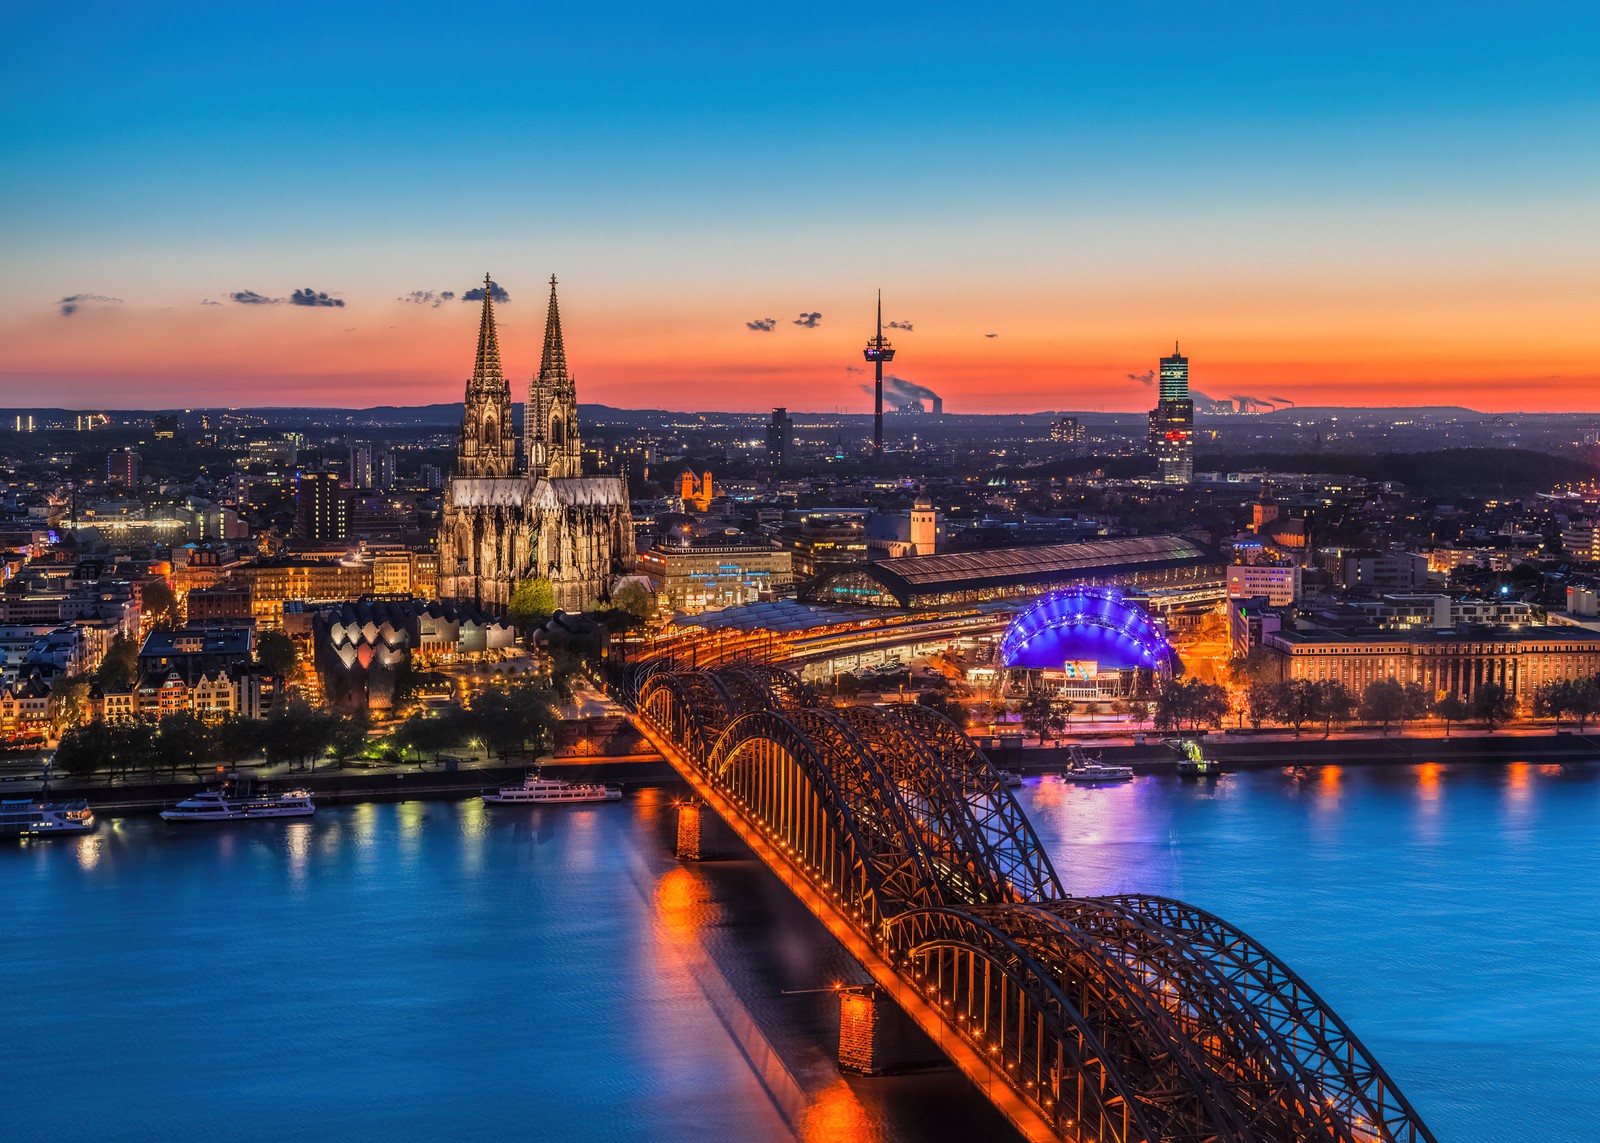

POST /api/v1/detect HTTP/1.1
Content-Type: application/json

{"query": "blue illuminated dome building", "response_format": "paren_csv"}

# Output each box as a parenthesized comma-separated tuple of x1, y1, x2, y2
(998, 586, 1177, 682)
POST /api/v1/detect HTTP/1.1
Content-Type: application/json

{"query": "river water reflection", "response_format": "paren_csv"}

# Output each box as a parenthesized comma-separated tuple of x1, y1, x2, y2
(3, 762, 1596, 1142)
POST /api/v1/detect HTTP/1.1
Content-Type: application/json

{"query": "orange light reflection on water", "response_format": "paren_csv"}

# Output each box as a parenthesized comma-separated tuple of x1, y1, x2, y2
(1318, 766, 1342, 799)
(799, 1078, 878, 1143)
(1418, 762, 1443, 802)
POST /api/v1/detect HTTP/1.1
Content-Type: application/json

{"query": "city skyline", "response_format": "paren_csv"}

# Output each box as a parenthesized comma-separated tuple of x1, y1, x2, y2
(3, 3, 1597, 412)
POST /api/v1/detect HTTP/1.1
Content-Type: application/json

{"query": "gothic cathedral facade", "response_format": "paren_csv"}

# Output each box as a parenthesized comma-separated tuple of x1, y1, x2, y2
(438, 276, 634, 614)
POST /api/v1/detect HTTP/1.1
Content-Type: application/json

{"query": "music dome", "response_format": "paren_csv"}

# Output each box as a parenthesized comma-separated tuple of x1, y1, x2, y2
(998, 586, 1176, 673)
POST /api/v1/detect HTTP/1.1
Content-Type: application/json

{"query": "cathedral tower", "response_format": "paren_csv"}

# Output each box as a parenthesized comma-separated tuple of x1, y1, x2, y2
(527, 275, 583, 480)
(457, 274, 516, 479)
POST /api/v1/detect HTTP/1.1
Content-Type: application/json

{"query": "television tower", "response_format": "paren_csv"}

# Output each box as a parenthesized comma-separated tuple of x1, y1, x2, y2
(863, 290, 895, 458)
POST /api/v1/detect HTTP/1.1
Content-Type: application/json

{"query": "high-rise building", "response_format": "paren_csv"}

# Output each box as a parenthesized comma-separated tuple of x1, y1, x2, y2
(1147, 343, 1194, 484)
(766, 407, 794, 468)
(348, 442, 374, 489)
(107, 447, 140, 487)
(294, 471, 349, 541)
(1050, 416, 1085, 447)
(377, 450, 397, 490)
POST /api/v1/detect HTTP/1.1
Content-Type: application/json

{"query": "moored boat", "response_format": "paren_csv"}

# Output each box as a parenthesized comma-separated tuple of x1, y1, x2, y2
(1062, 744, 1134, 783)
(161, 774, 315, 822)
(483, 772, 622, 804)
(0, 797, 96, 838)
(1174, 738, 1219, 779)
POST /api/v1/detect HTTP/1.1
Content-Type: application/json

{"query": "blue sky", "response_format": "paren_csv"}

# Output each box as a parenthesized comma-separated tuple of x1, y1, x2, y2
(2, 1, 1596, 409)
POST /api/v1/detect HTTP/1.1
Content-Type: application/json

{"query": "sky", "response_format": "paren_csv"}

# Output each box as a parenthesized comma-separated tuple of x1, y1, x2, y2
(1, 2, 1597, 414)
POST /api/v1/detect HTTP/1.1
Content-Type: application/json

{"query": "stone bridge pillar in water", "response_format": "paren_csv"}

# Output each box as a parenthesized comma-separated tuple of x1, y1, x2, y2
(675, 800, 705, 861)
(837, 986, 942, 1075)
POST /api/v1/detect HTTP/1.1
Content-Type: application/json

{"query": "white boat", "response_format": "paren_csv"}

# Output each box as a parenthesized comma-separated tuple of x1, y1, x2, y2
(483, 772, 622, 804)
(995, 769, 1024, 788)
(0, 797, 96, 837)
(1062, 744, 1134, 783)
(160, 779, 315, 822)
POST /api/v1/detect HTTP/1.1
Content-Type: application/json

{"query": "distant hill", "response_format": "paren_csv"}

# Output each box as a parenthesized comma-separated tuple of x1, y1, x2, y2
(1199, 447, 1599, 496)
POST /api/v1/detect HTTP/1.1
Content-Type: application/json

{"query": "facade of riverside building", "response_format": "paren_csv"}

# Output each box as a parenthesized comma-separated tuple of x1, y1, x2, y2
(1262, 625, 1600, 707)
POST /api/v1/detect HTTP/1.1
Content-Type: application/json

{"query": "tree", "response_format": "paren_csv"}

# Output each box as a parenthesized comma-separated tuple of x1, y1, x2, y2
(834, 672, 862, 699)
(1359, 678, 1406, 735)
(611, 582, 656, 623)
(255, 630, 298, 680)
(916, 689, 968, 728)
(49, 675, 94, 736)
(1470, 683, 1515, 731)
(1400, 682, 1431, 730)
(140, 580, 181, 630)
(1155, 678, 1229, 732)
(1271, 679, 1319, 737)
(261, 700, 334, 770)
(396, 705, 467, 762)
(1244, 679, 1278, 730)
(326, 708, 371, 769)
(96, 632, 139, 689)
(1433, 694, 1469, 736)
(156, 712, 212, 777)
(1019, 693, 1055, 744)
(1312, 680, 1354, 738)
(508, 577, 557, 633)
(53, 720, 113, 779)
(212, 716, 264, 766)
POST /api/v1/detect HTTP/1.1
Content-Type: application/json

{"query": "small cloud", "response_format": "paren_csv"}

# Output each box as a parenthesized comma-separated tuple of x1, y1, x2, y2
(1127, 368, 1155, 385)
(746, 317, 778, 332)
(984, 332, 999, 339)
(198, 298, 223, 306)
(462, 281, 510, 303)
(400, 289, 455, 308)
(290, 287, 345, 308)
(887, 320, 914, 332)
(844, 365, 865, 374)
(58, 293, 123, 317)
(231, 290, 280, 305)
(793, 312, 822, 329)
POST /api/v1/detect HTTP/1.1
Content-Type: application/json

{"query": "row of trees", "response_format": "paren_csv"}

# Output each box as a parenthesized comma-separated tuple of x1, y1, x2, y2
(392, 676, 566, 762)
(1532, 677, 1600, 729)
(1235, 677, 1517, 737)
(52, 701, 371, 781)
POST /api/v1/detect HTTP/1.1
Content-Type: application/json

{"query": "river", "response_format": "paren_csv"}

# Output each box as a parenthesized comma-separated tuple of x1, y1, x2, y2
(3, 761, 1596, 1141)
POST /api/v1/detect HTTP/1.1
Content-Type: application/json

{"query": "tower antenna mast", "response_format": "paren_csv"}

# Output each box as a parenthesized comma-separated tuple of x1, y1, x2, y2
(863, 289, 895, 459)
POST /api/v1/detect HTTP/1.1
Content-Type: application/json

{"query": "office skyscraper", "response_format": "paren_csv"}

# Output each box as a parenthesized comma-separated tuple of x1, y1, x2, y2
(1148, 342, 1194, 484)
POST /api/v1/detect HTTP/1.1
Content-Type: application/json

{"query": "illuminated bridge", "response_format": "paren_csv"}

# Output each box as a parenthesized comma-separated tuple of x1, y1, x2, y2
(613, 662, 1435, 1143)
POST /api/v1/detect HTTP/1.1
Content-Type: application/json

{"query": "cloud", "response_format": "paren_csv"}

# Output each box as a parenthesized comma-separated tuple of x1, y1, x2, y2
(887, 320, 914, 331)
(58, 293, 122, 317)
(399, 290, 455, 308)
(1127, 368, 1155, 385)
(198, 298, 222, 306)
(462, 281, 510, 303)
(844, 365, 865, 374)
(231, 290, 280, 305)
(289, 287, 345, 308)
(792, 312, 822, 329)
(746, 317, 778, 332)
(984, 332, 999, 339)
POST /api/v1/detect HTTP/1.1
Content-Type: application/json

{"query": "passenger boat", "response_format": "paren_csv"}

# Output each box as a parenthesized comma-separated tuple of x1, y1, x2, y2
(994, 769, 1025, 787)
(483, 772, 622, 804)
(160, 776, 315, 822)
(1062, 744, 1134, 783)
(0, 797, 96, 838)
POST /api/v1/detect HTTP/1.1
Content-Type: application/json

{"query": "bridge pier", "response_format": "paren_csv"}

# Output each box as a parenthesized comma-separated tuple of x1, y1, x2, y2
(675, 800, 705, 861)
(837, 986, 941, 1076)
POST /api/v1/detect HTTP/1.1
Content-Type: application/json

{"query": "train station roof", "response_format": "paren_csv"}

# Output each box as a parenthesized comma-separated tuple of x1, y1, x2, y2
(812, 535, 1219, 607)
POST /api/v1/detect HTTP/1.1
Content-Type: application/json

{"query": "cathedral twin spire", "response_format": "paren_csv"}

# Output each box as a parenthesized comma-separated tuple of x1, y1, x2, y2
(457, 273, 581, 482)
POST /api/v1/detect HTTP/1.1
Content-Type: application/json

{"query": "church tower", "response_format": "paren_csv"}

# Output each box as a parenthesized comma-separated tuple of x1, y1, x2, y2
(527, 275, 583, 480)
(457, 274, 516, 479)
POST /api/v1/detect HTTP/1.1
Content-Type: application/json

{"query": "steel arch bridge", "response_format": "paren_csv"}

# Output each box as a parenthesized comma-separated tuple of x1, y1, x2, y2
(617, 662, 1434, 1143)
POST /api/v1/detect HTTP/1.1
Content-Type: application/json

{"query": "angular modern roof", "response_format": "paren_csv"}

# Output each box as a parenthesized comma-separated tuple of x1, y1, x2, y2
(833, 535, 1218, 603)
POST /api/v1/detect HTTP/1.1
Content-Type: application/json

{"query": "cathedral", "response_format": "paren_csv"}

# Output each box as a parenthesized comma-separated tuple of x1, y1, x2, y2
(437, 275, 634, 614)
